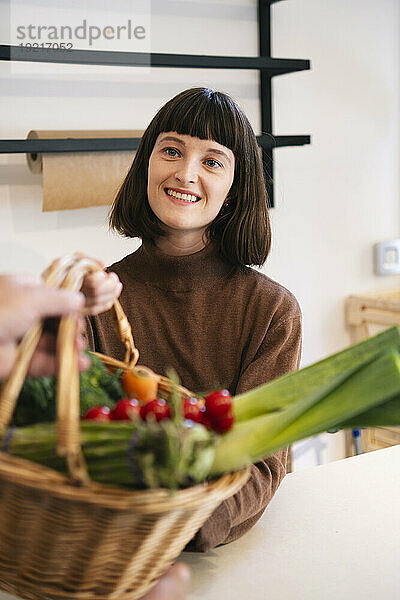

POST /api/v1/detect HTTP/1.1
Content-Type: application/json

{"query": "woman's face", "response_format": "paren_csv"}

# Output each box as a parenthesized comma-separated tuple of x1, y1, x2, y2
(147, 132, 235, 243)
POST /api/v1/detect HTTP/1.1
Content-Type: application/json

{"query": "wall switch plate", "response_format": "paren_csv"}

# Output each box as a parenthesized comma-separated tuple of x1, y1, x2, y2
(374, 239, 400, 275)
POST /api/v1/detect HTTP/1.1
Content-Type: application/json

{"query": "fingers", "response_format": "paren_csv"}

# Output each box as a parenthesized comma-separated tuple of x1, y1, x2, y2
(27, 349, 58, 378)
(167, 563, 191, 586)
(70, 252, 104, 269)
(76, 316, 87, 336)
(141, 563, 191, 600)
(77, 351, 91, 372)
(0, 313, 90, 380)
(74, 323, 91, 371)
(0, 258, 109, 381)
(41, 254, 105, 282)
(31, 288, 85, 320)
(27, 348, 89, 379)
(0, 277, 85, 344)
(28, 330, 90, 377)
(0, 342, 17, 380)
(81, 271, 122, 316)
(0, 330, 60, 379)
(0, 261, 118, 345)
(41, 315, 85, 335)
(0, 274, 43, 287)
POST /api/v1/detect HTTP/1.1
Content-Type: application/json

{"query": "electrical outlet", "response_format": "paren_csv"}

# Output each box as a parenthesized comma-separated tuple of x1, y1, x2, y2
(374, 239, 400, 275)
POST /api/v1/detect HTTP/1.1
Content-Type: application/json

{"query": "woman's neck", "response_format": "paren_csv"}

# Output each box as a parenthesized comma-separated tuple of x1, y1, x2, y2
(155, 231, 207, 256)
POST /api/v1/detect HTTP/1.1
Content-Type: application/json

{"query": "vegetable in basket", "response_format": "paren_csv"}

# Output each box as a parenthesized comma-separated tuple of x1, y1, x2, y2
(10, 351, 124, 426)
(122, 366, 160, 404)
(3, 326, 400, 491)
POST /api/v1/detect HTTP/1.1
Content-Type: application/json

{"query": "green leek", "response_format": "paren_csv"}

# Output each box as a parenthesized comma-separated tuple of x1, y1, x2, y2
(233, 326, 400, 422)
(210, 349, 400, 475)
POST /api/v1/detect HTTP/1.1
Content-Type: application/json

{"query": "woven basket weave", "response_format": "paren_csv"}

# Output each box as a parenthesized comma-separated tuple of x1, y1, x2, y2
(0, 254, 249, 600)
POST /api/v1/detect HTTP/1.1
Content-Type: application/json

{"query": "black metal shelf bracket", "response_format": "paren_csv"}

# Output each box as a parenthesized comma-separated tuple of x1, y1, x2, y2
(0, 1, 311, 207)
(258, 0, 310, 207)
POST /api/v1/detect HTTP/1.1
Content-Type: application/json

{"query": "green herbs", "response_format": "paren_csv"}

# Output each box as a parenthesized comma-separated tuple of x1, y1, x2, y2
(127, 418, 214, 490)
(12, 352, 124, 426)
(11, 376, 56, 426)
(79, 352, 124, 412)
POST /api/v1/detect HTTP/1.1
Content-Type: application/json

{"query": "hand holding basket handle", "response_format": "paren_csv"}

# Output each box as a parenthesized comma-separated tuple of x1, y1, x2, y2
(0, 273, 89, 379)
(0, 253, 139, 485)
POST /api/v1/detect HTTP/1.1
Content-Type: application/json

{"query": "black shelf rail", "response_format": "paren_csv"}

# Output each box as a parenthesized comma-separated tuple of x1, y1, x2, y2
(0, 135, 310, 155)
(0, 45, 308, 74)
(0, 1, 311, 207)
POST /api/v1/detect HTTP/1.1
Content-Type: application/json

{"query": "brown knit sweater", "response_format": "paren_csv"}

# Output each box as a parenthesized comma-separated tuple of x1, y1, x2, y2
(87, 240, 302, 552)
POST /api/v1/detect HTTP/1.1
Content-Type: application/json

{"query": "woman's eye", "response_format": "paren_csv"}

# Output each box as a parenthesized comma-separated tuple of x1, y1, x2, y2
(205, 158, 222, 168)
(163, 147, 179, 157)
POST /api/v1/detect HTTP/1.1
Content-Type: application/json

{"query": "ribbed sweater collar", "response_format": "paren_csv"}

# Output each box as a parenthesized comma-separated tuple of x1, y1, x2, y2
(127, 239, 234, 292)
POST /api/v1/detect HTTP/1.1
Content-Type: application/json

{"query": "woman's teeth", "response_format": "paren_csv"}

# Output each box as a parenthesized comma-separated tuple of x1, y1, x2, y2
(166, 189, 199, 203)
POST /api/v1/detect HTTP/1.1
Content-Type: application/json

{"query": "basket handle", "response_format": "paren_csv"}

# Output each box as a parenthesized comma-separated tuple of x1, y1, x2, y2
(0, 254, 139, 485)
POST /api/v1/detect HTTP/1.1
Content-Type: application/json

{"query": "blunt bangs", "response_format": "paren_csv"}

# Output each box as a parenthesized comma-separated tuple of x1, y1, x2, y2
(151, 88, 243, 158)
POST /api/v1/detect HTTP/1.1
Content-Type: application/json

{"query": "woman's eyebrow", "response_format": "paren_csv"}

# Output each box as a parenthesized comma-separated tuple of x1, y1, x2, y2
(205, 148, 232, 164)
(158, 135, 185, 145)
(158, 135, 232, 164)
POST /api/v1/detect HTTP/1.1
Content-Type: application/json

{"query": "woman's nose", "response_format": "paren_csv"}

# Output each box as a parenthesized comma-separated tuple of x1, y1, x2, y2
(174, 159, 199, 184)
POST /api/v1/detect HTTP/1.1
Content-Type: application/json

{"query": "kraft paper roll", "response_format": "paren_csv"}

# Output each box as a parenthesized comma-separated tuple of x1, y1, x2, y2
(26, 130, 142, 212)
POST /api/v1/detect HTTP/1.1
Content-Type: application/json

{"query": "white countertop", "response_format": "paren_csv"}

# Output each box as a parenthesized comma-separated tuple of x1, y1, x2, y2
(180, 445, 400, 600)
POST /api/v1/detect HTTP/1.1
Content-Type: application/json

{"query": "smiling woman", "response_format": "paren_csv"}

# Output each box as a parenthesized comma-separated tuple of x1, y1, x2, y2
(147, 133, 235, 254)
(86, 87, 302, 552)
(108, 87, 271, 265)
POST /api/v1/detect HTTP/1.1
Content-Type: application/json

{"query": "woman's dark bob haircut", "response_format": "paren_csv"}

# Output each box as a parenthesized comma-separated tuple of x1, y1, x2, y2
(109, 87, 271, 267)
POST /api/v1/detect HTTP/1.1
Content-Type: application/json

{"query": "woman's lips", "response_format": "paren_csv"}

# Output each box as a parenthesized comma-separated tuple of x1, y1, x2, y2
(164, 188, 201, 205)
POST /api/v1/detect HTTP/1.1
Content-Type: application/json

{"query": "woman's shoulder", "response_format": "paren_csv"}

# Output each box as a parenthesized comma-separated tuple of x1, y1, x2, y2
(107, 254, 131, 274)
(106, 246, 143, 278)
(234, 265, 302, 321)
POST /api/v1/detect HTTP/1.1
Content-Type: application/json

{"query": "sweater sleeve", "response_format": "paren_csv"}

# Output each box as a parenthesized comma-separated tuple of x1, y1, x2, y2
(186, 312, 302, 552)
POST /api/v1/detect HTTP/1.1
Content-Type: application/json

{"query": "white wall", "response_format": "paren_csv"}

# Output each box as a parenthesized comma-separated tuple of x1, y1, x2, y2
(269, 0, 400, 468)
(1, 0, 399, 469)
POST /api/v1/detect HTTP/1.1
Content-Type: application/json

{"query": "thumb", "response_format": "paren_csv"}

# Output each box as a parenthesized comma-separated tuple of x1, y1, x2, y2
(166, 563, 191, 585)
(31, 287, 85, 320)
(141, 563, 191, 600)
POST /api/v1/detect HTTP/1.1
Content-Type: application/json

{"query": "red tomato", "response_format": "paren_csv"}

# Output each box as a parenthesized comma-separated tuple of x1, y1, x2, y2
(183, 397, 203, 423)
(212, 410, 235, 433)
(84, 406, 111, 422)
(141, 398, 171, 422)
(204, 389, 233, 420)
(111, 398, 141, 421)
(200, 411, 213, 430)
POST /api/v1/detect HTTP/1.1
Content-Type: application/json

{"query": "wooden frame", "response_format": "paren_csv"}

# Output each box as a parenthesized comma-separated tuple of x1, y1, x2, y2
(345, 288, 400, 457)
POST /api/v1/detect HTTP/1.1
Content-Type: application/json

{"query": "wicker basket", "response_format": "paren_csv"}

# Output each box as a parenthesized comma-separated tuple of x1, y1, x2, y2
(0, 255, 249, 600)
